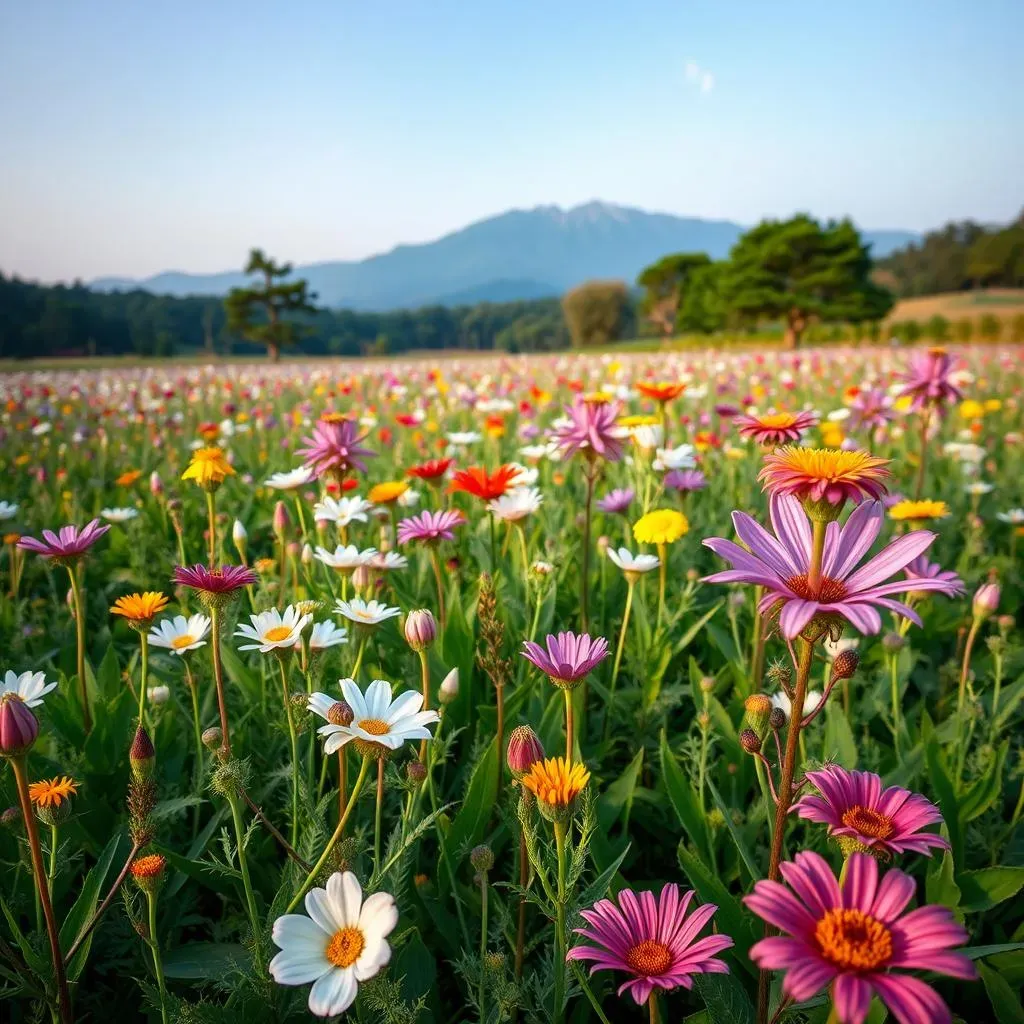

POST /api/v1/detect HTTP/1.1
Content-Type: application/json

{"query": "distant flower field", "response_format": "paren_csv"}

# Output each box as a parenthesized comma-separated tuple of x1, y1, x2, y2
(0, 344, 1022, 1024)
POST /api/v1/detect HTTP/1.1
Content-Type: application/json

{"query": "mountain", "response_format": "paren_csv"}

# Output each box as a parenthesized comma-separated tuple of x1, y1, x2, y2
(91, 201, 920, 310)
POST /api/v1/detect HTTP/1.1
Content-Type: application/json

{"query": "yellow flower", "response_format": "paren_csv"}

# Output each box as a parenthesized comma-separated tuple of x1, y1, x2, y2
(724, 446, 747, 461)
(111, 592, 169, 625)
(28, 776, 79, 809)
(254, 557, 277, 574)
(893, 395, 914, 413)
(584, 391, 612, 405)
(959, 399, 985, 420)
(889, 499, 950, 523)
(15, 453, 31, 466)
(618, 414, 660, 429)
(985, 399, 1002, 412)
(181, 447, 234, 489)
(633, 509, 689, 546)
(368, 481, 409, 504)
(521, 757, 590, 814)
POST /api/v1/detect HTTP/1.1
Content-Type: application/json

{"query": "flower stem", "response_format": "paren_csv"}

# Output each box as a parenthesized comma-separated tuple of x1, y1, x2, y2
(563, 687, 574, 762)
(807, 519, 827, 592)
(656, 543, 667, 628)
(351, 633, 368, 682)
(514, 828, 528, 983)
(145, 891, 170, 1024)
(278, 658, 300, 848)
(209, 605, 231, 758)
(287, 756, 372, 913)
(581, 465, 596, 632)
(226, 788, 261, 950)
(955, 618, 981, 789)
(67, 565, 91, 733)
(11, 757, 72, 1024)
(888, 654, 902, 758)
(553, 820, 568, 1024)
(429, 547, 447, 629)
(186, 665, 204, 836)
(649, 992, 659, 1024)
(47, 824, 59, 901)
(205, 489, 217, 567)
(478, 869, 489, 1020)
(374, 756, 386, 879)
(605, 579, 634, 739)
(417, 649, 430, 763)
(64, 841, 141, 965)
(138, 632, 149, 728)
(913, 407, 931, 501)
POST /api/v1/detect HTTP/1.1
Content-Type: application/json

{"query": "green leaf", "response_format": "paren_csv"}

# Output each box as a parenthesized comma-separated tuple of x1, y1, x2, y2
(957, 867, 1024, 912)
(707, 779, 762, 883)
(161, 942, 247, 980)
(677, 602, 725, 656)
(219, 645, 261, 701)
(660, 730, 709, 861)
(823, 700, 857, 769)
(597, 746, 644, 832)
(94, 643, 122, 702)
(925, 849, 961, 917)
(392, 928, 436, 1004)
(1, 895, 48, 976)
(962, 943, 1024, 960)
(577, 842, 631, 908)
(61, 833, 122, 981)
(926, 737, 963, 868)
(979, 963, 1024, 1024)
(446, 736, 498, 858)
(960, 741, 1008, 822)
(694, 973, 756, 1024)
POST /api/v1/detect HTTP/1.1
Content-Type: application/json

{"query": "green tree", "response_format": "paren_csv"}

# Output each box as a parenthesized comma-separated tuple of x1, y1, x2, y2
(966, 225, 1024, 287)
(979, 313, 1002, 341)
(224, 249, 317, 362)
(677, 261, 728, 333)
(925, 314, 950, 343)
(954, 318, 974, 344)
(561, 280, 629, 348)
(720, 215, 894, 349)
(636, 253, 710, 338)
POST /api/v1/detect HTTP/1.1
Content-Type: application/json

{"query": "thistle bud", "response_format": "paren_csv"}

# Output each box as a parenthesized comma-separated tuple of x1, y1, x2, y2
(130, 853, 167, 894)
(149, 470, 163, 496)
(273, 500, 289, 537)
(327, 701, 354, 726)
(201, 726, 223, 750)
(830, 649, 860, 682)
(0, 806, 20, 827)
(130, 726, 156, 780)
(406, 760, 427, 784)
(404, 609, 437, 652)
(507, 725, 545, 778)
(769, 707, 787, 731)
(438, 667, 459, 704)
(973, 581, 1000, 620)
(743, 693, 773, 737)
(740, 728, 762, 754)
(0, 694, 38, 757)
(882, 632, 905, 653)
(470, 844, 494, 873)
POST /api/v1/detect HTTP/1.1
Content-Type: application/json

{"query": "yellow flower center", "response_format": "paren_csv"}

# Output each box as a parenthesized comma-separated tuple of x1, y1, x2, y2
(756, 412, 799, 429)
(814, 908, 892, 971)
(841, 805, 895, 840)
(625, 939, 673, 976)
(171, 634, 196, 650)
(325, 926, 365, 968)
(359, 718, 390, 736)
(264, 625, 293, 642)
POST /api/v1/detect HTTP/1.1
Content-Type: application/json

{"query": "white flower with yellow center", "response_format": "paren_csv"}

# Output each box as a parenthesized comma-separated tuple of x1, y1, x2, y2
(148, 614, 211, 656)
(317, 678, 439, 755)
(333, 598, 401, 628)
(101, 507, 139, 523)
(606, 547, 660, 575)
(370, 551, 408, 572)
(488, 487, 544, 522)
(307, 620, 349, 651)
(315, 545, 378, 572)
(313, 496, 374, 527)
(265, 466, 315, 491)
(0, 501, 19, 520)
(1, 669, 58, 708)
(269, 870, 397, 1017)
(235, 606, 312, 654)
(653, 444, 697, 472)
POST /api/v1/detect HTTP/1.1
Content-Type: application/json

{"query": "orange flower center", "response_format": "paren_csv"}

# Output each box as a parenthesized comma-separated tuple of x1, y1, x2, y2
(264, 625, 293, 642)
(841, 805, 895, 840)
(359, 718, 390, 736)
(325, 926, 365, 967)
(785, 573, 848, 603)
(171, 634, 196, 650)
(757, 412, 799, 429)
(625, 939, 673, 976)
(814, 908, 892, 971)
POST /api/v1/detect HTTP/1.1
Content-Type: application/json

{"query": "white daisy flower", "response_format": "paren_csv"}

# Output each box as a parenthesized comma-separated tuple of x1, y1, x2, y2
(369, 551, 408, 572)
(997, 508, 1024, 524)
(487, 487, 544, 522)
(631, 423, 664, 451)
(149, 614, 211, 655)
(313, 496, 374, 527)
(101, 507, 139, 522)
(771, 690, 823, 721)
(508, 463, 539, 487)
(446, 431, 482, 446)
(307, 621, 349, 651)
(965, 481, 994, 496)
(265, 466, 315, 491)
(235, 606, 312, 653)
(397, 488, 420, 509)
(1, 669, 58, 708)
(606, 547, 660, 574)
(147, 685, 171, 705)
(269, 871, 397, 1017)
(519, 444, 551, 461)
(0, 501, 19, 520)
(315, 545, 378, 572)
(653, 444, 697, 472)
(316, 678, 439, 754)
(334, 599, 402, 627)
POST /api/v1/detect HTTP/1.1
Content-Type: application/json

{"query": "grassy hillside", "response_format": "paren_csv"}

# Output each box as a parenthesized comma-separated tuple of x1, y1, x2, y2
(886, 287, 1024, 322)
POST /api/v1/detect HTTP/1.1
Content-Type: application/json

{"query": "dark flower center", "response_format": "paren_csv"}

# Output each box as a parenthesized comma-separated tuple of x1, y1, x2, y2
(785, 573, 848, 603)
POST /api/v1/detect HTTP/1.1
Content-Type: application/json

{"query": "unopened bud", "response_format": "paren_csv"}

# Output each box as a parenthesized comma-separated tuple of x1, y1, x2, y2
(470, 844, 494, 872)
(301, 543, 314, 565)
(149, 470, 163, 496)
(507, 725, 545, 778)
(596, 535, 609, 556)
(404, 609, 437, 652)
(0, 806, 20, 827)
(699, 676, 715, 694)
(327, 701, 354, 726)
(973, 581, 1000, 620)
(232, 519, 247, 549)
(129, 726, 156, 780)
(351, 564, 372, 590)
(406, 761, 427, 784)
(439, 668, 459, 704)
(882, 632, 905, 653)
(147, 685, 170, 706)
(0, 694, 38, 756)
(830, 650, 860, 682)
(743, 693, 772, 737)
(740, 728, 762, 754)
(201, 726, 223, 750)
(769, 707, 787, 731)
(273, 500, 289, 537)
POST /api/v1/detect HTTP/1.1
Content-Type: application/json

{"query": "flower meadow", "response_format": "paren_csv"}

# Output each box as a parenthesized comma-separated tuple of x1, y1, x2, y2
(0, 345, 1022, 1024)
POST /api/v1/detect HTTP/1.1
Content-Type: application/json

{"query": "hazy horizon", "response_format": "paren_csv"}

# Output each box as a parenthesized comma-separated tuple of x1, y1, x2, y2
(1, 0, 1021, 284)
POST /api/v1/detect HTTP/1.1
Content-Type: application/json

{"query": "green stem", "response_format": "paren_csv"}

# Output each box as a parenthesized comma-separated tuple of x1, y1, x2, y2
(226, 789, 261, 948)
(429, 547, 447, 629)
(991, 650, 1004, 744)
(187, 665, 204, 837)
(287, 756, 371, 913)
(138, 632, 149, 728)
(146, 891, 170, 1024)
(478, 870, 489, 1020)
(563, 687, 574, 762)
(47, 824, 58, 902)
(889, 654, 902, 758)
(553, 820, 568, 1024)
(210, 605, 231, 757)
(581, 465, 596, 632)
(656, 543, 667, 629)
(418, 649, 430, 763)
(955, 618, 980, 789)
(294, 495, 309, 541)
(374, 756, 385, 879)
(68, 566, 91, 733)
(351, 634, 368, 682)
(278, 658, 300, 848)
(489, 512, 497, 574)
(205, 489, 217, 566)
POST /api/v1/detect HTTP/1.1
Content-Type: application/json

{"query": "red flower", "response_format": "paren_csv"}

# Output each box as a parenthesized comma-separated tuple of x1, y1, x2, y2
(449, 465, 519, 501)
(407, 458, 454, 481)
(395, 414, 419, 427)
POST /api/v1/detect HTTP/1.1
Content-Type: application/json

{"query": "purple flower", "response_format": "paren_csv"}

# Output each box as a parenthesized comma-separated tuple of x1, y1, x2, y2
(664, 469, 707, 493)
(172, 564, 258, 594)
(897, 348, 963, 414)
(793, 765, 948, 858)
(520, 631, 609, 689)
(552, 398, 626, 462)
(903, 555, 964, 597)
(397, 509, 465, 545)
(0, 692, 39, 755)
(297, 418, 376, 479)
(18, 519, 110, 563)
(597, 488, 635, 515)
(847, 388, 895, 433)
(703, 495, 961, 638)
(567, 884, 733, 1005)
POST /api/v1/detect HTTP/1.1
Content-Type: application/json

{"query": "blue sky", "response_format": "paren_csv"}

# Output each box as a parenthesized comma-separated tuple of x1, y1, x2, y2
(1, 0, 1021, 282)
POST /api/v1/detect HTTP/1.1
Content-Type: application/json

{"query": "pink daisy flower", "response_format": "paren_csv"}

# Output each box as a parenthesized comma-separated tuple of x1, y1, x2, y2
(566, 884, 733, 1005)
(520, 631, 609, 689)
(897, 348, 963, 414)
(552, 397, 626, 462)
(18, 519, 110, 563)
(746, 851, 975, 1024)
(397, 509, 466, 545)
(847, 388, 895, 434)
(297, 419, 376, 479)
(902, 555, 964, 597)
(793, 765, 949, 858)
(703, 495, 961, 638)
(735, 410, 819, 445)
(172, 564, 258, 595)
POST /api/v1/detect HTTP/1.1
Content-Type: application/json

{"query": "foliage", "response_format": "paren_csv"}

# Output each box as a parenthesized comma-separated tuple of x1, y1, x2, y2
(636, 253, 711, 337)
(560, 280, 632, 348)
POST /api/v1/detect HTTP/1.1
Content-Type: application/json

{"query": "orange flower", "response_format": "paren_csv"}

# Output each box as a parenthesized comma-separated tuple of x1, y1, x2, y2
(636, 381, 685, 403)
(449, 465, 519, 501)
(29, 776, 79, 809)
(368, 481, 409, 505)
(115, 469, 143, 487)
(111, 591, 169, 625)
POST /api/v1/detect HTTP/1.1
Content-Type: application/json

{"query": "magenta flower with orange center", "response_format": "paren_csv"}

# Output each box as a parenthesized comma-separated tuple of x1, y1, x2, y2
(759, 446, 890, 508)
(552, 397, 626, 462)
(520, 631, 609, 689)
(172, 564, 258, 595)
(736, 410, 819, 445)
(897, 347, 963, 414)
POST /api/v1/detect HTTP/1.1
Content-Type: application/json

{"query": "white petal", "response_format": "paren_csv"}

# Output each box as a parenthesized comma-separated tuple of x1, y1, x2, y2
(327, 871, 363, 928)
(307, 966, 357, 1017)
(358, 891, 398, 943)
(305, 886, 342, 935)
(354, 936, 392, 981)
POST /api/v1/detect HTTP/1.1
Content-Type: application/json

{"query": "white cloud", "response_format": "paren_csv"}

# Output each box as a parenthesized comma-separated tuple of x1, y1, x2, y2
(685, 60, 700, 82)
(685, 60, 714, 95)
(700, 71, 714, 94)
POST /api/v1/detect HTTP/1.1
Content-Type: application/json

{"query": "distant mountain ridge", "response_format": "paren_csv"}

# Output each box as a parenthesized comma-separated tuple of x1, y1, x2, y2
(91, 201, 920, 311)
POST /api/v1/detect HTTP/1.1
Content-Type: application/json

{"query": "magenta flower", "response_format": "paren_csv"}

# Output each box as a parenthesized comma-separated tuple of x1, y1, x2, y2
(664, 469, 707, 493)
(552, 397, 626, 462)
(567, 884, 733, 1005)
(703, 495, 960, 638)
(18, 519, 110, 563)
(735, 409, 819, 445)
(903, 555, 965, 597)
(172, 564, 258, 594)
(296, 418, 376, 479)
(746, 851, 975, 1024)
(848, 388, 895, 434)
(597, 488, 635, 515)
(397, 509, 466, 545)
(897, 348, 963, 414)
(520, 631, 609, 689)
(793, 765, 948, 858)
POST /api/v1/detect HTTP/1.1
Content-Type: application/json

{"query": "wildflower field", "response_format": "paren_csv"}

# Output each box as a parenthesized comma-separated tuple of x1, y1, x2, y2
(1, 344, 1023, 1024)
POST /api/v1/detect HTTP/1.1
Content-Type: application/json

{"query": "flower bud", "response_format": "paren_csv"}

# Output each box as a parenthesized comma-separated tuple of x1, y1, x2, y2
(147, 685, 170, 706)
(769, 707, 787, 731)
(130, 726, 156, 780)
(882, 632, 905, 653)
(507, 725, 545, 778)
(438, 667, 459, 704)
(327, 701, 354, 726)
(404, 609, 437, 652)
(351, 564, 372, 591)
(740, 728, 762, 754)
(301, 543, 314, 565)
(232, 520, 248, 563)
(973, 581, 1000, 620)
(201, 726, 223, 750)
(149, 470, 163, 496)
(596, 535, 609, 556)
(0, 805, 20, 827)
(997, 614, 1015, 634)
(130, 853, 167, 894)
(470, 844, 494, 872)
(829, 650, 860, 682)
(273, 500, 289, 537)
(743, 693, 772, 737)
(699, 676, 716, 694)
(406, 760, 427, 784)
(0, 694, 38, 756)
